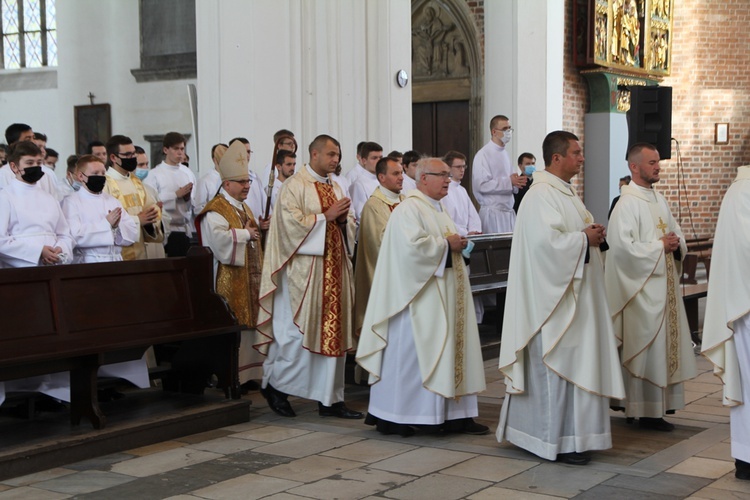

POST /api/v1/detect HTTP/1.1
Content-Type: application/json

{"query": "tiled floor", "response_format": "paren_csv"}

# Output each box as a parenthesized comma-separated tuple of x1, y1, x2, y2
(0, 352, 746, 500)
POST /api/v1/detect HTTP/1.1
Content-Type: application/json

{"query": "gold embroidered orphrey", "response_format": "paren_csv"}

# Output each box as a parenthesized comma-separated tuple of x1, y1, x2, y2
(657, 216, 680, 376)
(443, 227, 466, 393)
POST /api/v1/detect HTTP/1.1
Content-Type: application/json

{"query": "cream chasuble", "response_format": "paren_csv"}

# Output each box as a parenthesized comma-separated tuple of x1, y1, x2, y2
(702, 166, 750, 406)
(356, 189, 486, 399)
(605, 183, 696, 416)
(354, 186, 404, 337)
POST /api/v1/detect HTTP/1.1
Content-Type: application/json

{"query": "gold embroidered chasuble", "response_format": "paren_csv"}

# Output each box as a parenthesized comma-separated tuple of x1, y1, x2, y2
(356, 189, 486, 399)
(605, 183, 697, 389)
(104, 172, 164, 260)
(198, 194, 263, 329)
(354, 187, 404, 338)
(256, 166, 356, 357)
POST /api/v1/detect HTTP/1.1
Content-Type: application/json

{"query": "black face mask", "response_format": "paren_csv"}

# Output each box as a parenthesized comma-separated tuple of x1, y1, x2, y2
(85, 175, 107, 193)
(119, 157, 138, 172)
(21, 166, 45, 183)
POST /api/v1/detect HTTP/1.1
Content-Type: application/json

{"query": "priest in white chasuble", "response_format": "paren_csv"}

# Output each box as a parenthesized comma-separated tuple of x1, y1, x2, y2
(256, 134, 362, 419)
(497, 131, 625, 465)
(354, 156, 405, 338)
(196, 140, 265, 386)
(605, 143, 697, 431)
(701, 165, 750, 480)
(357, 158, 487, 437)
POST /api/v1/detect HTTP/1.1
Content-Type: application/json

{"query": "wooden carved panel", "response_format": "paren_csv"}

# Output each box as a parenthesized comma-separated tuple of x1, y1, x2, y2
(412, 3, 470, 80)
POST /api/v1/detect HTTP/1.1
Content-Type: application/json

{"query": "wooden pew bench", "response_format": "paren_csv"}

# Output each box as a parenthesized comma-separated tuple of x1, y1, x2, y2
(682, 238, 713, 284)
(468, 233, 512, 334)
(682, 282, 708, 345)
(0, 248, 242, 429)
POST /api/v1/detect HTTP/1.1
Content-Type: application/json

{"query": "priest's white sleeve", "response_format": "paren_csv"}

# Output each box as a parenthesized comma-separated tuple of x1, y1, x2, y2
(297, 214, 327, 256)
(200, 211, 251, 266)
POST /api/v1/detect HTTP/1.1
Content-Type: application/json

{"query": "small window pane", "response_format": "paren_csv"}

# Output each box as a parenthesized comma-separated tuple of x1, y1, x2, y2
(25, 31, 41, 67)
(46, 0, 55, 30)
(3, 33, 20, 68)
(1, 0, 55, 69)
(46, 28, 55, 65)
(23, 0, 40, 31)
(2, 0, 19, 34)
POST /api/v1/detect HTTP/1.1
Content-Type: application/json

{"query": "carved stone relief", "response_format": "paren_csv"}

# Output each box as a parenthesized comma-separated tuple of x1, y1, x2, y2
(412, 3, 471, 80)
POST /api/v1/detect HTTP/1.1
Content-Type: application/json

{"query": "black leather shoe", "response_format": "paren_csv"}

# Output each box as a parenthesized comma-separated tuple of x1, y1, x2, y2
(639, 417, 674, 431)
(443, 418, 490, 435)
(556, 452, 591, 465)
(318, 402, 364, 419)
(261, 385, 296, 417)
(736, 459, 750, 480)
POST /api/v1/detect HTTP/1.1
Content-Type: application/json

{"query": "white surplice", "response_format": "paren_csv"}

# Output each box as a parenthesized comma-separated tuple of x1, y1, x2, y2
(496, 170, 625, 461)
(144, 162, 197, 237)
(471, 140, 516, 233)
(62, 188, 139, 263)
(605, 182, 697, 418)
(701, 165, 750, 462)
(193, 169, 222, 215)
(357, 190, 486, 424)
(349, 170, 380, 222)
(401, 174, 417, 195)
(245, 168, 267, 223)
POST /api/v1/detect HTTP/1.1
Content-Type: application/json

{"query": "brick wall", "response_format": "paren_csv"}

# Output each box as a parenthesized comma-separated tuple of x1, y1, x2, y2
(563, 0, 589, 196)
(463, 0, 485, 59)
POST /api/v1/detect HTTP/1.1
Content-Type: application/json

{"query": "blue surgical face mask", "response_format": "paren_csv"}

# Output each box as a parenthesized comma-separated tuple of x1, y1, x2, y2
(134, 168, 149, 180)
(524, 165, 536, 176)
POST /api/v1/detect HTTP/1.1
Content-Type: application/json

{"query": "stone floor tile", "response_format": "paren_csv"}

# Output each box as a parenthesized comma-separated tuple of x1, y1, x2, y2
(370, 447, 476, 476)
(190, 473, 302, 499)
(0, 487, 8, 493)
(219, 421, 265, 433)
(384, 473, 491, 500)
(499, 463, 616, 497)
(684, 404, 731, 417)
(175, 429, 234, 444)
(572, 484, 682, 499)
(696, 442, 733, 461)
(261, 494, 311, 500)
(468, 487, 565, 499)
(126, 440, 186, 456)
(689, 485, 750, 499)
(110, 448, 223, 478)
(602, 472, 712, 497)
(667, 457, 737, 479)
(32, 470, 134, 495)
(67, 453, 136, 471)
(185, 436, 266, 455)
(441, 455, 539, 482)
(259, 455, 364, 483)
(0, 486, 70, 499)
(702, 473, 750, 494)
(685, 382, 725, 394)
(287, 467, 414, 500)
(1, 468, 76, 487)
(163, 496, 204, 500)
(321, 437, 417, 463)
(230, 425, 311, 443)
(251, 431, 363, 458)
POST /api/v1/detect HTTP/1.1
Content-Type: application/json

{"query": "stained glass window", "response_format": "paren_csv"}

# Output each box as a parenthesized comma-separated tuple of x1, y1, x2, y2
(0, 0, 56, 69)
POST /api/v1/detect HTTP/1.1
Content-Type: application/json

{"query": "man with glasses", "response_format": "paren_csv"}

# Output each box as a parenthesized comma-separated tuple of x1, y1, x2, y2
(357, 157, 488, 437)
(472, 115, 527, 233)
(230, 137, 269, 232)
(197, 140, 265, 388)
(104, 135, 164, 261)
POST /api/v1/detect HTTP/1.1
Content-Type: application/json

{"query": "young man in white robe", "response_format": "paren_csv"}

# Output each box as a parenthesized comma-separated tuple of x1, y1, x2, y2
(701, 164, 750, 480)
(256, 135, 362, 419)
(193, 144, 228, 215)
(357, 157, 488, 437)
(401, 150, 420, 194)
(0, 123, 61, 200)
(349, 142, 383, 223)
(605, 143, 697, 431)
(496, 131, 625, 465)
(471, 115, 527, 233)
(196, 141, 265, 388)
(0, 141, 75, 406)
(268, 150, 297, 216)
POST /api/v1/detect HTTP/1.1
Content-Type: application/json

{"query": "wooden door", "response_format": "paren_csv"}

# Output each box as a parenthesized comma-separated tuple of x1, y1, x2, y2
(412, 100, 470, 159)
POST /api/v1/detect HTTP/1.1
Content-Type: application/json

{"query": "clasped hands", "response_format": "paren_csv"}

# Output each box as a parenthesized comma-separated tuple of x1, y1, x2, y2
(583, 223, 607, 247)
(661, 231, 681, 253)
(324, 197, 352, 224)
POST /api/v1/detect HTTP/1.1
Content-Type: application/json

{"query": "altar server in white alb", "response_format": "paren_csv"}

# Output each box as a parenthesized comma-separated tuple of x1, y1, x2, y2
(357, 157, 487, 437)
(496, 131, 625, 465)
(701, 164, 750, 481)
(605, 143, 696, 431)
(62, 155, 139, 263)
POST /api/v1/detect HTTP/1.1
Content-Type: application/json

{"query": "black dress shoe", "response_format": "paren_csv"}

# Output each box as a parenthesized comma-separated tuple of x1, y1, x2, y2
(442, 418, 490, 435)
(736, 459, 750, 480)
(318, 402, 364, 419)
(260, 385, 296, 417)
(365, 413, 414, 436)
(638, 417, 674, 431)
(556, 452, 591, 465)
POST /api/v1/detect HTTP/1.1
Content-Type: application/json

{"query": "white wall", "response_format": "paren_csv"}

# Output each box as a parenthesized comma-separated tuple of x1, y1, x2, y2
(195, 0, 412, 179)
(484, 0, 564, 165)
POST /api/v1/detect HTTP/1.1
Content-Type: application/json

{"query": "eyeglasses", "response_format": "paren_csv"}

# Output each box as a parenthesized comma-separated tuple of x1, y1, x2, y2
(230, 179, 252, 186)
(423, 172, 452, 179)
(117, 152, 137, 159)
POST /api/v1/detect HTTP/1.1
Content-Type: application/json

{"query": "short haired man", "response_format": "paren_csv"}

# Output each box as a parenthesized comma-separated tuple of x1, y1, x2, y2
(349, 141, 383, 221)
(104, 135, 164, 260)
(134, 145, 170, 259)
(608, 175, 632, 218)
(197, 140, 266, 387)
(513, 152, 536, 213)
(441, 151, 481, 237)
(605, 143, 696, 431)
(261, 129, 296, 185)
(88, 140, 108, 164)
(144, 132, 196, 256)
(0, 124, 60, 199)
(4, 123, 34, 144)
(472, 115, 527, 232)
(257, 134, 362, 419)
(345, 141, 368, 185)
(354, 156, 404, 339)
(0, 144, 8, 166)
(59, 154, 80, 198)
(497, 131, 625, 465)
(32, 132, 48, 159)
(701, 163, 750, 480)
(401, 149, 420, 193)
(357, 157, 488, 437)
(45, 148, 59, 170)
(268, 149, 297, 216)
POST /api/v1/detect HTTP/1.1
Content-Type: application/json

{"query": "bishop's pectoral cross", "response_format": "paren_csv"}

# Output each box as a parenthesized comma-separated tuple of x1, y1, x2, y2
(657, 217, 668, 235)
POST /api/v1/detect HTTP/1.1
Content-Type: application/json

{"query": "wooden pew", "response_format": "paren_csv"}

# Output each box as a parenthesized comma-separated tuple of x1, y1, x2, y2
(0, 248, 242, 429)
(682, 238, 712, 284)
(468, 233, 512, 334)
(682, 282, 708, 345)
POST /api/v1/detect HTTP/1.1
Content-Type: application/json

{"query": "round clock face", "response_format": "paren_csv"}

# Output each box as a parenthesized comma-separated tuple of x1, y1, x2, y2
(396, 70, 409, 88)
